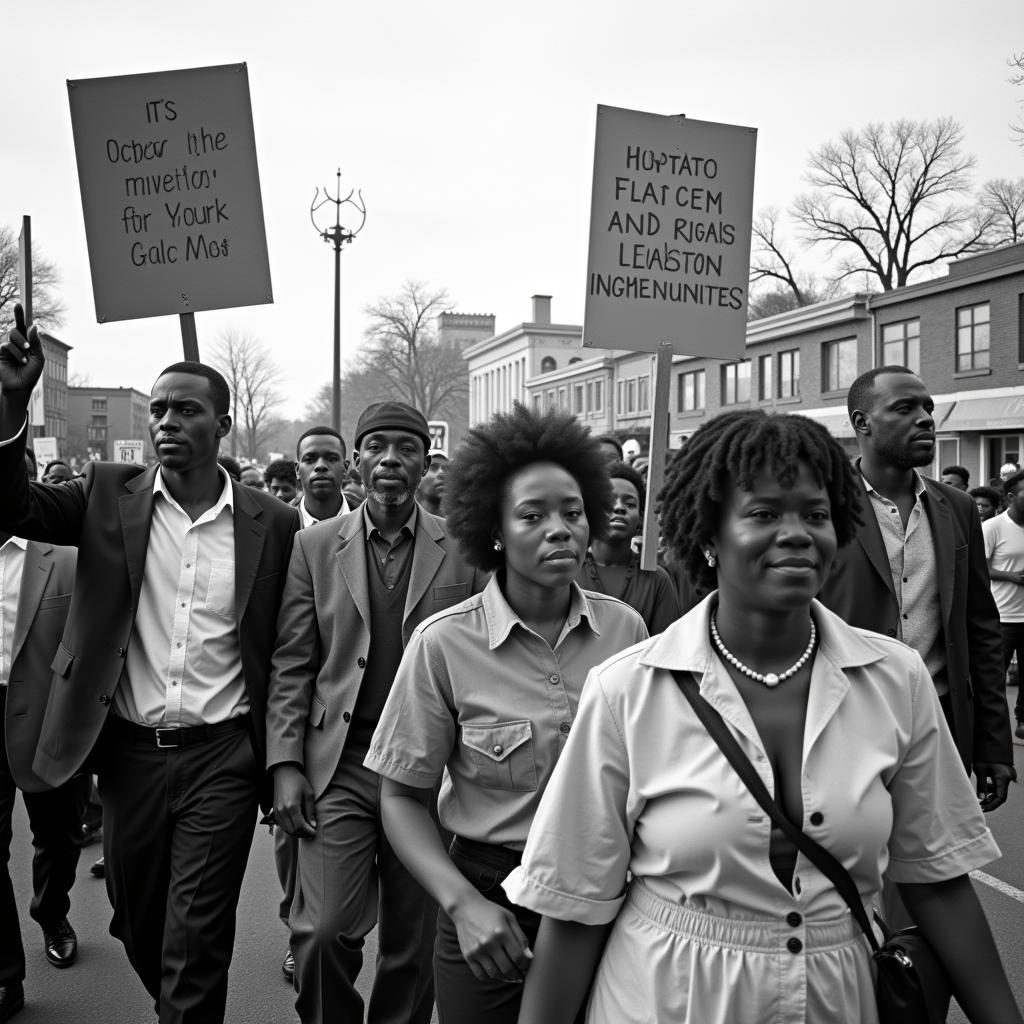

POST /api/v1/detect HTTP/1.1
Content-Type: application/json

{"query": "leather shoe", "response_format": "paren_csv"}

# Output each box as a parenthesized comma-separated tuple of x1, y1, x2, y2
(90, 856, 105, 878)
(0, 982, 24, 1021)
(42, 918, 78, 968)
(282, 946, 294, 983)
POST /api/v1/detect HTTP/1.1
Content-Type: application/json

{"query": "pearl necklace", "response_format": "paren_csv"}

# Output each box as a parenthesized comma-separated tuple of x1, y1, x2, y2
(710, 612, 817, 687)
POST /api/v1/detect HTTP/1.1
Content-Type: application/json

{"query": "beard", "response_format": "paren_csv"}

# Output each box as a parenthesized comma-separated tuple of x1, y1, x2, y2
(873, 434, 934, 471)
(369, 486, 410, 507)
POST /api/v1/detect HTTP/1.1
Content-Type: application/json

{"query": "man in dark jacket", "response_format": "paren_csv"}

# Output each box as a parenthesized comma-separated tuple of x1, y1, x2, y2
(818, 366, 1014, 809)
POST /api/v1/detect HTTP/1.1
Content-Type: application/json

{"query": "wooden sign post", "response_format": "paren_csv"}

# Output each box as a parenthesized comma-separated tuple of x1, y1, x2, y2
(582, 105, 758, 569)
(67, 63, 273, 361)
(18, 216, 32, 326)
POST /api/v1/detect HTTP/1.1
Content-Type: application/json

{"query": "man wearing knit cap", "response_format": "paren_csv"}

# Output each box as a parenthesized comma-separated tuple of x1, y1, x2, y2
(267, 400, 483, 1024)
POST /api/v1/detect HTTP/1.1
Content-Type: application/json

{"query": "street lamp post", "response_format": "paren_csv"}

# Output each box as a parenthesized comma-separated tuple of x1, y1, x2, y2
(310, 171, 366, 432)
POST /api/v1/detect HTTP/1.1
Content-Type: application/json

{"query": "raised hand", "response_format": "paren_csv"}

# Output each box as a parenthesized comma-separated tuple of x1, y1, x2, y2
(0, 302, 45, 398)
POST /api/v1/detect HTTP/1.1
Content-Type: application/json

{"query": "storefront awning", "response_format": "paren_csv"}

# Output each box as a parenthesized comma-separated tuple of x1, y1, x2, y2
(938, 395, 1024, 433)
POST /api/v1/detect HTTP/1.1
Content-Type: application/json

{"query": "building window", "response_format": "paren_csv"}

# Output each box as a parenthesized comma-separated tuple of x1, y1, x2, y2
(880, 319, 920, 373)
(721, 362, 751, 405)
(638, 375, 650, 412)
(558, 387, 568, 410)
(778, 350, 800, 398)
(678, 370, 706, 412)
(91, 397, 107, 411)
(822, 338, 857, 393)
(757, 354, 773, 401)
(573, 383, 584, 414)
(540, 356, 556, 373)
(625, 378, 637, 414)
(532, 393, 542, 412)
(956, 302, 990, 372)
(617, 380, 625, 414)
(545, 389, 556, 410)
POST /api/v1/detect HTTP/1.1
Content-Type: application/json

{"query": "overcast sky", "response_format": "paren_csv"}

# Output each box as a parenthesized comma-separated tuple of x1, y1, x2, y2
(4, 0, 1022, 418)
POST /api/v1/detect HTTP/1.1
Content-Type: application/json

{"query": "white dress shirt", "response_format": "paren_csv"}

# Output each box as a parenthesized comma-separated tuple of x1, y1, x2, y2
(118, 468, 247, 727)
(299, 492, 350, 529)
(0, 536, 28, 687)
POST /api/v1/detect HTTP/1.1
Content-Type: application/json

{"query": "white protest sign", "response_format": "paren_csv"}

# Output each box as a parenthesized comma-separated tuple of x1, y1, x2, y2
(114, 440, 145, 465)
(427, 420, 449, 453)
(34, 437, 58, 467)
(583, 106, 756, 357)
(68, 63, 273, 323)
(28, 386, 45, 427)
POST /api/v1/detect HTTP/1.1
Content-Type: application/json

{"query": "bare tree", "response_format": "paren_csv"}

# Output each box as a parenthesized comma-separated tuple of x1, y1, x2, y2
(792, 118, 993, 291)
(979, 178, 1024, 245)
(209, 329, 285, 461)
(1010, 53, 1024, 147)
(0, 225, 67, 332)
(361, 281, 466, 420)
(748, 208, 824, 318)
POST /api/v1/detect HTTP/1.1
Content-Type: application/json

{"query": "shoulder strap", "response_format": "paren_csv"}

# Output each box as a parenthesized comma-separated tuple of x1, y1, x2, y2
(670, 670, 879, 952)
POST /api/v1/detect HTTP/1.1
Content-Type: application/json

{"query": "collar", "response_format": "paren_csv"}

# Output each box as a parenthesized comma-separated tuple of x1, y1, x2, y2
(0, 536, 28, 553)
(154, 465, 234, 520)
(855, 457, 926, 503)
(362, 501, 417, 541)
(482, 573, 599, 650)
(301, 493, 350, 527)
(642, 592, 886, 675)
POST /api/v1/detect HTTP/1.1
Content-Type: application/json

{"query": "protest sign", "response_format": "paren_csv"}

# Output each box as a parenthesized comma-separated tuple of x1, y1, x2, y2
(114, 440, 146, 465)
(68, 63, 273, 324)
(34, 437, 58, 467)
(427, 420, 449, 453)
(583, 106, 757, 358)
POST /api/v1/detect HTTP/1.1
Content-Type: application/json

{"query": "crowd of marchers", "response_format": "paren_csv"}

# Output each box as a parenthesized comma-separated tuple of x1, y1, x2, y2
(0, 301, 1021, 1024)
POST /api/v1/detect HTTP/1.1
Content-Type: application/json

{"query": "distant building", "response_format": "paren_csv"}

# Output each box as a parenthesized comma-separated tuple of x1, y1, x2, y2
(436, 311, 495, 450)
(67, 386, 152, 463)
(30, 332, 72, 455)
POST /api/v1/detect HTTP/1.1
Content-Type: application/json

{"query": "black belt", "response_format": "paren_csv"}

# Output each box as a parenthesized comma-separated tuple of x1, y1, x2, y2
(451, 836, 523, 873)
(109, 713, 250, 749)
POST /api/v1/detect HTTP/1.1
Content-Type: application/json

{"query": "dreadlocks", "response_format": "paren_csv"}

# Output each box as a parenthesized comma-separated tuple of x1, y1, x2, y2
(659, 409, 863, 590)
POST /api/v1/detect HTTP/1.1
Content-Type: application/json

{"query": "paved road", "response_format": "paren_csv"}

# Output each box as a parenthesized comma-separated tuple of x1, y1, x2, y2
(10, 708, 1024, 1022)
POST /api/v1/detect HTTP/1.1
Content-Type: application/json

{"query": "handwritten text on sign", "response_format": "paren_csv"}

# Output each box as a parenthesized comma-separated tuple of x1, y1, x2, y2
(583, 106, 756, 357)
(68, 63, 273, 323)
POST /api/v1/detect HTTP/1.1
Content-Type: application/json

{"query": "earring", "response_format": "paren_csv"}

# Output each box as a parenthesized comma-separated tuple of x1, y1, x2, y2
(493, 540, 503, 552)
(704, 550, 717, 568)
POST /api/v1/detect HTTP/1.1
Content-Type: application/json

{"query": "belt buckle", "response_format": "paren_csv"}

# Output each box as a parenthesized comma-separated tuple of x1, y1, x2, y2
(155, 727, 181, 749)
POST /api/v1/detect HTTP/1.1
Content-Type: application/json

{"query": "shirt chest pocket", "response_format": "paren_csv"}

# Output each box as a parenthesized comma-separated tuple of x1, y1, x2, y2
(461, 721, 538, 792)
(205, 558, 235, 619)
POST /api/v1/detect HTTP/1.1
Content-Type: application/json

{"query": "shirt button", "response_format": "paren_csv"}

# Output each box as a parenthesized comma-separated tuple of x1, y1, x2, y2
(787, 911, 802, 927)
(902, 577, 908, 583)
(886, 628, 897, 637)
(171, 680, 178, 687)
(343, 712, 351, 723)
(809, 811, 824, 826)
(180, 602, 186, 608)
(492, 745, 504, 755)
(98, 694, 110, 705)
(357, 657, 366, 668)
(185, 563, 191, 568)
(548, 673, 561, 685)
(794, 877, 802, 894)
(117, 647, 126, 657)
(787, 938, 803, 954)
(902, 613, 909, 620)
(559, 722, 571, 736)
(176, 642, 183, 648)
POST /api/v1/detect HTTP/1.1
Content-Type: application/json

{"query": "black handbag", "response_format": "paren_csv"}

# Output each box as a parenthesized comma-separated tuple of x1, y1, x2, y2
(671, 670, 952, 1024)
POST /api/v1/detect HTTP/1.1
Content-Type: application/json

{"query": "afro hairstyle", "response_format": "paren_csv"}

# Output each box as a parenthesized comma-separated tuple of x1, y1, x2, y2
(444, 403, 613, 572)
(658, 409, 863, 591)
(607, 460, 648, 514)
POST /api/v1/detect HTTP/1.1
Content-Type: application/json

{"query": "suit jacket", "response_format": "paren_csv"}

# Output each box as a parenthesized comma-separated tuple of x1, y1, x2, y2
(0, 435, 300, 789)
(817, 475, 1011, 769)
(4, 541, 77, 791)
(267, 504, 485, 800)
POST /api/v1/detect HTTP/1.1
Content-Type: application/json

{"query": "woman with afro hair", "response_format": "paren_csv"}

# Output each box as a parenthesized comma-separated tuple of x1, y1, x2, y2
(365, 404, 648, 1024)
(503, 409, 1017, 1023)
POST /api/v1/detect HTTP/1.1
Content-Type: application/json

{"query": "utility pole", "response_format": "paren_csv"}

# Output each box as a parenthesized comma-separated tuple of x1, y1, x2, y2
(310, 171, 367, 432)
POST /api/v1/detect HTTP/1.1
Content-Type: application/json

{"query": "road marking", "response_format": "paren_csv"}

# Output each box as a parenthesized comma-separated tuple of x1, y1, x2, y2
(971, 870, 1024, 905)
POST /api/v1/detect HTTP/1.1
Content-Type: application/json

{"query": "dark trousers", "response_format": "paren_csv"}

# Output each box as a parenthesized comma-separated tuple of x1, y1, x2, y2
(999, 621, 1024, 722)
(435, 838, 587, 1024)
(98, 720, 259, 1024)
(0, 690, 83, 985)
(274, 826, 298, 926)
(290, 745, 436, 1024)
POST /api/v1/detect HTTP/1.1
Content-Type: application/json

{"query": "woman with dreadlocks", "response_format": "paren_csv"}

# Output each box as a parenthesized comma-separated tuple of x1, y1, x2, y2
(504, 410, 1018, 1024)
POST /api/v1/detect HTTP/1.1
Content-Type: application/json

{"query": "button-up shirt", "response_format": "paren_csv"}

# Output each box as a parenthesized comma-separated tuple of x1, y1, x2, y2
(0, 537, 27, 687)
(118, 468, 247, 727)
(365, 574, 648, 849)
(363, 503, 416, 591)
(299, 493, 350, 530)
(861, 469, 946, 694)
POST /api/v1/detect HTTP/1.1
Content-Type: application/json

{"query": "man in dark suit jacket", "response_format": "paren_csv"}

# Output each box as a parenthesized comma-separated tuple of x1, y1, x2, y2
(0, 306, 299, 1024)
(268, 401, 484, 1024)
(1, 537, 79, 1021)
(818, 365, 1014, 809)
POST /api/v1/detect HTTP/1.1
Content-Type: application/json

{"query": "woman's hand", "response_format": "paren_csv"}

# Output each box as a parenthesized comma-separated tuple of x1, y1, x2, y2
(450, 890, 533, 983)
